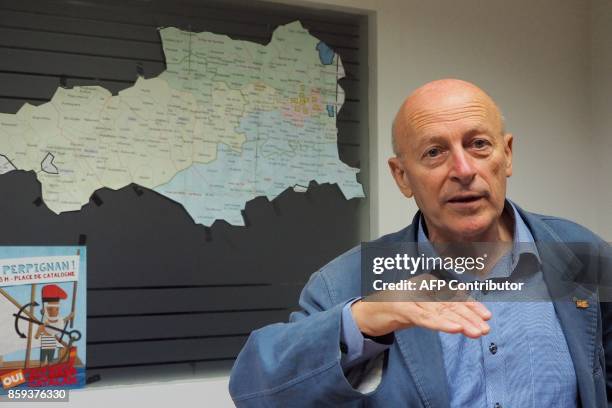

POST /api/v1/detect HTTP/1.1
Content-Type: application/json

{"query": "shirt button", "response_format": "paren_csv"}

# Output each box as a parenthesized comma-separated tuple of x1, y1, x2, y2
(494, 403, 502, 408)
(489, 342, 498, 355)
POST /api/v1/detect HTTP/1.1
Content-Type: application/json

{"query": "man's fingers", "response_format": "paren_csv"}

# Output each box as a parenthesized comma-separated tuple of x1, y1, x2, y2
(408, 307, 463, 334)
(412, 302, 490, 338)
(437, 310, 483, 338)
(426, 317, 464, 334)
(446, 303, 490, 335)
(464, 301, 492, 320)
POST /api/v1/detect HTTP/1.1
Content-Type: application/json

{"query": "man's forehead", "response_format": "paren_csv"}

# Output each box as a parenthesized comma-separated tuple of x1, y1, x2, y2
(408, 86, 495, 120)
(407, 101, 493, 133)
(406, 78, 491, 104)
(394, 79, 503, 141)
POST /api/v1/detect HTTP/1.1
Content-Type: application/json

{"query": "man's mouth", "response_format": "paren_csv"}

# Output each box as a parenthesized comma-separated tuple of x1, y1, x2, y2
(446, 193, 485, 204)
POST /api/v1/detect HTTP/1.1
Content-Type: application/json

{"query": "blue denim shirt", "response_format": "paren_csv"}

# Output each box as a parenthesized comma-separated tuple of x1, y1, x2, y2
(340, 200, 578, 407)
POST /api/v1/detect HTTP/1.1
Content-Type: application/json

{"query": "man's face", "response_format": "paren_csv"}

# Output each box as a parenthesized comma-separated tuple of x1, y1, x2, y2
(389, 87, 513, 242)
(46, 304, 60, 317)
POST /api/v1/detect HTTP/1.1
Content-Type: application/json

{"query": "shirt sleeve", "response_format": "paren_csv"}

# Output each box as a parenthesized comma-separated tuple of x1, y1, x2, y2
(340, 297, 394, 370)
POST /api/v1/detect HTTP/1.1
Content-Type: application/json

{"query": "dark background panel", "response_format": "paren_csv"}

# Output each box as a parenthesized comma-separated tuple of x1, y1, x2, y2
(87, 285, 304, 316)
(88, 310, 291, 343)
(0, 0, 368, 385)
(87, 336, 249, 368)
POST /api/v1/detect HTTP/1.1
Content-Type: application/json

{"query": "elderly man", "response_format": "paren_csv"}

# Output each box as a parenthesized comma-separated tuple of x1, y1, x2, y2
(229, 79, 611, 407)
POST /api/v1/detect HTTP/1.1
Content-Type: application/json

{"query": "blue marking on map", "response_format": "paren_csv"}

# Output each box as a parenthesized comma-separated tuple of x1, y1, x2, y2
(316, 41, 335, 65)
(326, 104, 335, 117)
(154, 110, 364, 226)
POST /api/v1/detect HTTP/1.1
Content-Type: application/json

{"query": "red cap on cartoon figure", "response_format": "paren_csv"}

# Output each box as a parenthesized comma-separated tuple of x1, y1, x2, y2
(41, 284, 67, 302)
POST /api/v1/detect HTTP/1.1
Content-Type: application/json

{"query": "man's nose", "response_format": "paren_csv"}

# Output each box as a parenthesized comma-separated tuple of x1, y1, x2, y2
(449, 150, 477, 185)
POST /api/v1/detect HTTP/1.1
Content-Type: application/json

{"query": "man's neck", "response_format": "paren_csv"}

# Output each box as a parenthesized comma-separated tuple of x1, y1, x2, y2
(423, 206, 515, 277)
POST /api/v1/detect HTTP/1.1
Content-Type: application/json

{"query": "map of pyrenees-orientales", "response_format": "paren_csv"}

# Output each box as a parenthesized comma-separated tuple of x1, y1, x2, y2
(0, 21, 365, 226)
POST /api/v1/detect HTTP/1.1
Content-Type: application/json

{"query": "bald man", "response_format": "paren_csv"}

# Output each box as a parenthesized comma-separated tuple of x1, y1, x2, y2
(229, 79, 611, 408)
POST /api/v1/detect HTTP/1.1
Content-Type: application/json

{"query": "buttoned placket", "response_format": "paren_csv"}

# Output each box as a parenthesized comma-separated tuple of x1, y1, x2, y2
(478, 292, 506, 408)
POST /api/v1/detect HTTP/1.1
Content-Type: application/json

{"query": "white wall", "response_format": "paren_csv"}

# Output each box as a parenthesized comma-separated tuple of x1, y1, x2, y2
(591, 0, 612, 240)
(65, 0, 610, 406)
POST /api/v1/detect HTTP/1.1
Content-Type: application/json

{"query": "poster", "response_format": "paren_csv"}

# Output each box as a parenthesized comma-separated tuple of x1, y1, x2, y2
(0, 247, 86, 394)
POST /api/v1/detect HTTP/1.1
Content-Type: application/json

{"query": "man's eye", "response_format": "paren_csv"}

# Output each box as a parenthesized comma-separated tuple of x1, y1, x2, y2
(472, 139, 489, 149)
(426, 148, 441, 158)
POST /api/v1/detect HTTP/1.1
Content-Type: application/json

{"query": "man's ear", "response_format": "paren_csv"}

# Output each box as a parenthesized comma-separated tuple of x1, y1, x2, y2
(388, 157, 414, 198)
(503, 133, 513, 177)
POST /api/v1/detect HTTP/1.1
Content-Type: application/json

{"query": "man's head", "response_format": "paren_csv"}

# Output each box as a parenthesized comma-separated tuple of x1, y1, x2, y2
(44, 302, 60, 318)
(41, 284, 67, 319)
(388, 79, 513, 242)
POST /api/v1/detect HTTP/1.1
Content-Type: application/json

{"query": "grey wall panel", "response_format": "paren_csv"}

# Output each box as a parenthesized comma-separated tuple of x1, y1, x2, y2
(87, 336, 248, 367)
(88, 285, 303, 316)
(88, 310, 290, 343)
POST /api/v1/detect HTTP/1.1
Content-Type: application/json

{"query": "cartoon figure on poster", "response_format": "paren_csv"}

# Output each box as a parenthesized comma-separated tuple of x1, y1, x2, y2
(33, 284, 78, 367)
(0, 247, 86, 393)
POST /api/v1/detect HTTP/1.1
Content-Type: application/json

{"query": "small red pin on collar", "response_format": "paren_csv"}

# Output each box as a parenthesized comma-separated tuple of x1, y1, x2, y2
(574, 298, 589, 309)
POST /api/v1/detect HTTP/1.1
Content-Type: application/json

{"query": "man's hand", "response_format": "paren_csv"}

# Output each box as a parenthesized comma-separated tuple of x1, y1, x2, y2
(35, 324, 51, 337)
(352, 272, 492, 339)
(352, 300, 491, 338)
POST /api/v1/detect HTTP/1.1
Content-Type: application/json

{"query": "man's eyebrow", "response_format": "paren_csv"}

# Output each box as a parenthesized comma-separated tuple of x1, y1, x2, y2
(420, 126, 492, 141)
(413, 126, 495, 150)
(463, 126, 493, 138)
(415, 135, 447, 150)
